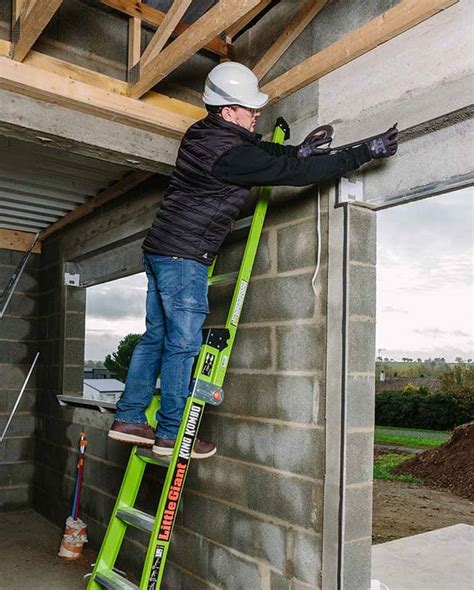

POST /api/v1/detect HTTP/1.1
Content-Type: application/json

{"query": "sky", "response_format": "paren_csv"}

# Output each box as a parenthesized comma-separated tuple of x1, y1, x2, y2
(84, 187, 473, 363)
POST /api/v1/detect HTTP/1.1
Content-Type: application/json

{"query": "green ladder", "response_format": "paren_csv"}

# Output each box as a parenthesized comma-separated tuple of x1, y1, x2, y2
(87, 118, 290, 590)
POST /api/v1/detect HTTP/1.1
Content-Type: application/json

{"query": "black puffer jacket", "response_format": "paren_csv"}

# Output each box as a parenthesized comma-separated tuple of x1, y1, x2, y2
(143, 115, 371, 264)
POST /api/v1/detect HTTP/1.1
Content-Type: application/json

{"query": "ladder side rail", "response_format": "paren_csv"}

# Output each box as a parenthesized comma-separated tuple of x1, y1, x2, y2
(140, 397, 206, 589)
(87, 397, 161, 589)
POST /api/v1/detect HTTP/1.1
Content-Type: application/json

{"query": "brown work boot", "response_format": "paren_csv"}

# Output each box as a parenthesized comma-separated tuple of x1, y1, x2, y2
(108, 421, 155, 446)
(153, 437, 217, 459)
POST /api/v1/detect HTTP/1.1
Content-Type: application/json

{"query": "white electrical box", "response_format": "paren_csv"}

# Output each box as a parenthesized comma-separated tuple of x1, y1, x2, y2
(64, 272, 80, 286)
(338, 177, 364, 203)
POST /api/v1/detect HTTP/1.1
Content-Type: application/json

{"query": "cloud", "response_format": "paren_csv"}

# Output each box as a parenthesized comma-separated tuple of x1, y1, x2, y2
(86, 273, 147, 319)
(381, 305, 408, 314)
(414, 328, 471, 338)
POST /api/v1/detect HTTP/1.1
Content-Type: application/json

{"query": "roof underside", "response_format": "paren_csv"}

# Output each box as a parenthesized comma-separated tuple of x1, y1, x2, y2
(0, 135, 130, 233)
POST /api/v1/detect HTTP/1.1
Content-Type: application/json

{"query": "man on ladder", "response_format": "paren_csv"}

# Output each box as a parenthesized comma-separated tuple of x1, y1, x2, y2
(108, 61, 398, 458)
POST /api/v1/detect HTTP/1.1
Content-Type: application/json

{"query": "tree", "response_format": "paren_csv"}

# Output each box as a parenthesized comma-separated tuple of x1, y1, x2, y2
(455, 356, 464, 364)
(439, 364, 474, 417)
(104, 334, 142, 382)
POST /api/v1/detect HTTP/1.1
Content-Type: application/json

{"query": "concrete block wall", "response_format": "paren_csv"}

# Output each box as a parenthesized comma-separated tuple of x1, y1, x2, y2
(0, 247, 39, 511)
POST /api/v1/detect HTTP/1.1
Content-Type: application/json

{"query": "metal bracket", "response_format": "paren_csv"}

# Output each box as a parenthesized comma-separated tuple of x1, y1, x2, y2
(191, 379, 224, 406)
(202, 328, 231, 351)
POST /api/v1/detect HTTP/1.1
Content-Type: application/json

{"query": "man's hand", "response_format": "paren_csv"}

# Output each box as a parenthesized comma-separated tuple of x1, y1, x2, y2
(297, 125, 334, 158)
(367, 124, 399, 159)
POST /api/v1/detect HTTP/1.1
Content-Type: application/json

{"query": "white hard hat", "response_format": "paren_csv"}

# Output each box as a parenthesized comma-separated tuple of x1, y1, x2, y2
(203, 62, 269, 109)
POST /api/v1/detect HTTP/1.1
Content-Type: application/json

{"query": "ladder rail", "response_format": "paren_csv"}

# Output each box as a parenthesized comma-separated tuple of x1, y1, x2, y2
(88, 118, 290, 589)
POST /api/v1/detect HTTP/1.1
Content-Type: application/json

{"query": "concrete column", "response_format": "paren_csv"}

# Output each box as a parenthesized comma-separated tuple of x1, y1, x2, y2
(322, 193, 376, 590)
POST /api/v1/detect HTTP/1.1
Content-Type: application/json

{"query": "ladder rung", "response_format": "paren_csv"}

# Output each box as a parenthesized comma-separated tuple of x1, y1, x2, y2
(208, 271, 239, 286)
(233, 215, 254, 231)
(136, 447, 171, 467)
(116, 507, 154, 534)
(95, 569, 138, 590)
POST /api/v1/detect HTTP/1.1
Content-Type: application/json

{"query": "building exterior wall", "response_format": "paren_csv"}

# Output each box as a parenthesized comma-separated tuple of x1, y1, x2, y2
(0, 247, 39, 510)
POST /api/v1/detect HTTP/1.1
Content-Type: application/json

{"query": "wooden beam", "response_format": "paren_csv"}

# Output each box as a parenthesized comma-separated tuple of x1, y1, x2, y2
(0, 56, 200, 139)
(100, 0, 230, 58)
(129, 0, 262, 99)
(11, 0, 63, 62)
(225, 0, 273, 41)
(0, 228, 41, 253)
(141, 0, 192, 70)
(0, 39, 206, 121)
(128, 16, 141, 82)
(262, 0, 459, 104)
(253, 0, 327, 81)
(39, 171, 154, 241)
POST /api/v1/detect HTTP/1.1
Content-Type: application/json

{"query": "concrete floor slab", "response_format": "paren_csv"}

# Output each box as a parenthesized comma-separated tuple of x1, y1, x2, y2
(372, 524, 474, 590)
(0, 510, 94, 589)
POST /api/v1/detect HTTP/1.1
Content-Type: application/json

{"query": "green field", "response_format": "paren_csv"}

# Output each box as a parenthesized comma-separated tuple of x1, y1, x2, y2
(376, 425, 451, 435)
(373, 453, 422, 483)
(374, 432, 447, 449)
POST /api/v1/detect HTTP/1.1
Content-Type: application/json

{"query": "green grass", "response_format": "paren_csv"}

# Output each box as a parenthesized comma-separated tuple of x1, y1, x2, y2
(376, 425, 450, 435)
(373, 453, 422, 483)
(374, 433, 446, 449)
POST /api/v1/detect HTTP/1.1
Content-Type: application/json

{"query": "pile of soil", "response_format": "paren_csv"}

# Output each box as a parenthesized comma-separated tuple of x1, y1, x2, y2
(392, 422, 474, 500)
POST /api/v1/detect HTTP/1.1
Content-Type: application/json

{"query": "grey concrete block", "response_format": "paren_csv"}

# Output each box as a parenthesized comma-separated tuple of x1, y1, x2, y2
(168, 528, 209, 581)
(344, 484, 372, 542)
(345, 431, 374, 486)
(64, 312, 85, 339)
(0, 341, 38, 364)
(64, 338, 85, 365)
(229, 508, 287, 571)
(162, 562, 182, 590)
(0, 316, 37, 341)
(182, 493, 230, 548)
(0, 414, 35, 438)
(0, 437, 34, 462)
(343, 537, 372, 590)
(0, 248, 13, 264)
(0, 365, 38, 390)
(5, 293, 39, 318)
(221, 373, 317, 424)
(349, 265, 376, 318)
(270, 572, 291, 590)
(66, 286, 86, 313)
(272, 425, 324, 479)
(277, 218, 325, 273)
(0, 389, 35, 413)
(215, 416, 274, 468)
(349, 206, 376, 265)
(346, 376, 375, 429)
(0, 461, 34, 486)
(0, 266, 38, 294)
(207, 283, 234, 325)
(292, 531, 322, 585)
(348, 321, 376, 374)
(62, 364, 84, 395)
(231, 327, 273, 370)
(276, 324, 325, 372)
(214, 231, 271, 277)
(208, 543, 262, 590)
(0, 484, 33, 511)
(266, 187, 319, 227)
(240, 273, 316, 323)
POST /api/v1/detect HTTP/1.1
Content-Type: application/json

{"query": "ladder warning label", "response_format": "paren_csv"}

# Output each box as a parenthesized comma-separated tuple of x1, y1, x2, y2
(149, 402, 202, 587)
(202, 352, 215, 376)
(230, 280, 248, 326)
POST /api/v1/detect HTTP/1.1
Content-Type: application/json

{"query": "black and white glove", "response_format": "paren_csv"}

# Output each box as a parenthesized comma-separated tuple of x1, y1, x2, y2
(366, 125, 399, 159)
(297, 125, 334, 158)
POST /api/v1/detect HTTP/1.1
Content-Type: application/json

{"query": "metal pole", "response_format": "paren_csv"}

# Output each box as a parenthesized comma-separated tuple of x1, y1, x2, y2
(0, 352, 40, 442)
(0, 232, 39, 319)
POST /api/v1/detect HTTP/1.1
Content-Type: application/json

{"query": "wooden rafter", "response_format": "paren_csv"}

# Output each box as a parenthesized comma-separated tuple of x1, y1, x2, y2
(128, 16, 141, 81)
(0, 39, 206, 121)
(262, 0, 459, 104)
(0, 56, 201, 138)
(11, 0, 63, 62)
(140, 0, 192, 70)
(253, 0, 327, 81)
(129, 0, 263, 99)
(0, 228, 41, 253)
(39, 171, 154, 241)
(225, 0, 273, 41)
(100, 0, 229, 58)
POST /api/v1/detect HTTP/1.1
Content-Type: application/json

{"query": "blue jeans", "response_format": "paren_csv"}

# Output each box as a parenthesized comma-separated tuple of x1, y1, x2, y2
(115, 253, 209, 438)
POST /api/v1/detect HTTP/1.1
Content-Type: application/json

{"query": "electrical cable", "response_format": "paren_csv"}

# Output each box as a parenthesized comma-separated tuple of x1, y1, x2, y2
(311, 188, 321, 295)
